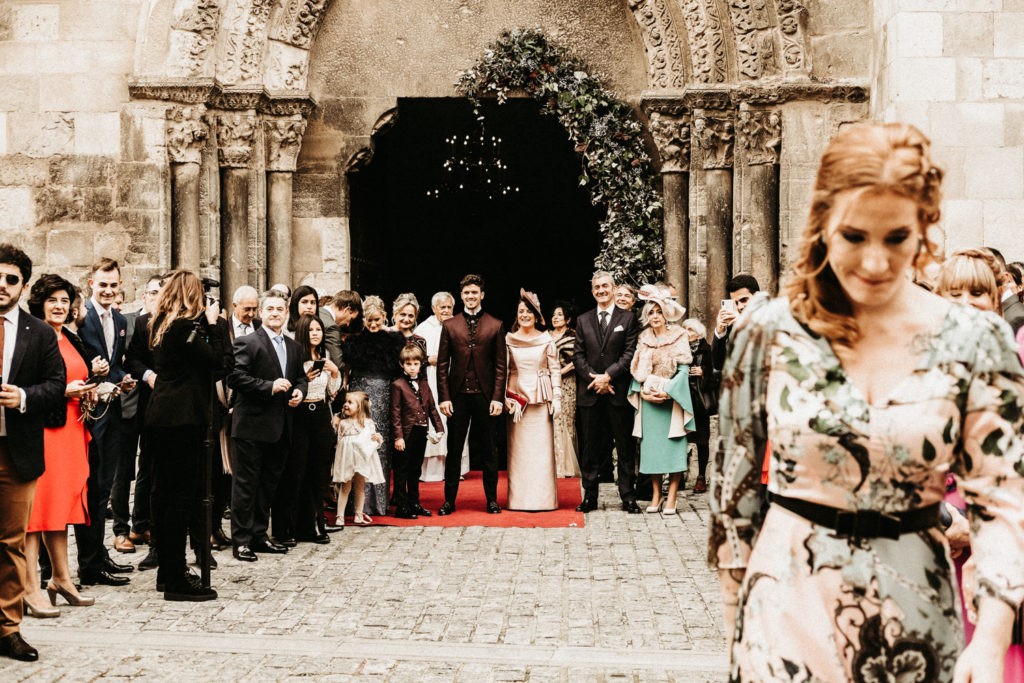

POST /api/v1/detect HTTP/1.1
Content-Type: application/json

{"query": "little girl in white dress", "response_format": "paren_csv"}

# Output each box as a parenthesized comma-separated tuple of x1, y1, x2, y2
(332, 391, 386, 525)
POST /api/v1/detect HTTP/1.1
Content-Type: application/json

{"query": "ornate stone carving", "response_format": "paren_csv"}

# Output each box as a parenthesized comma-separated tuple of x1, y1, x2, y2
(732, 81, 869, 105)
(345, 147, 373, 174)
(128, 79, 216, 104)
(166, 105, 209, 164)
(214, 111, 257, 168)
(627, 0, 686, 89)
(649, 112, 690, 172)
(775, 0, 809, 73)
(211, 86, 263, 111)
(736, 109, 781, 165)
(676, 0, 728, 84)
(260, 91, 317, 117)
(171, 1, 221, 77)
(264, 43, 308, 90)
(691, 112, 733, 170)
(221, 0, 274, 85)
(725, 0, 777, 80)
(265, 115, 307, 172)
(270, 0, 332, 49)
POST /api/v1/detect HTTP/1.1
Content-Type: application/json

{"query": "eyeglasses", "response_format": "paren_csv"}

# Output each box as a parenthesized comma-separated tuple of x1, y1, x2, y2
(1, 273, 21, 286)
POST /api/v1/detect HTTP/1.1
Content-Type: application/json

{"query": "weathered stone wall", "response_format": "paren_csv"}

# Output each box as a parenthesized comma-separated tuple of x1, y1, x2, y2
(872, 0, 1024, 256)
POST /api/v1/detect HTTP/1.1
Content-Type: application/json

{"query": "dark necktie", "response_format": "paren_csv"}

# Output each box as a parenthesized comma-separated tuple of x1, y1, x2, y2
(599, 311, 609, 336)
(0, 315, 6, 380)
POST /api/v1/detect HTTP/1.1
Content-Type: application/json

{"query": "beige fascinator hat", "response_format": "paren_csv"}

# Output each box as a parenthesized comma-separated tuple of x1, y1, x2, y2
(637, 284, 686, 322)
(519, 288, 546, 327)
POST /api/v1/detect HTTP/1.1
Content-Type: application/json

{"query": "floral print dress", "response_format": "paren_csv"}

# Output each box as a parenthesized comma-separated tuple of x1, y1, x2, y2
(709, 295, 1024, 683)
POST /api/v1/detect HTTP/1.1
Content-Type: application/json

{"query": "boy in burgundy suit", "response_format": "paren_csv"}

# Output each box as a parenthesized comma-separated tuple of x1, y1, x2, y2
(390, 345, 444, 519)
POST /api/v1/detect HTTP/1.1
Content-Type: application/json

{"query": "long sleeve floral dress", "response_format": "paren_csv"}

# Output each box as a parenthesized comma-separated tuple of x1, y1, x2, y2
(710, 295, 1024, 682)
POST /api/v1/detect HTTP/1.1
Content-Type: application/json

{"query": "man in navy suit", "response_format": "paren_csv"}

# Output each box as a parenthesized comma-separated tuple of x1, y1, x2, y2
(75, 258, 136, 586)
(227, 291, 307, 562)
(574, 271, 640, 513)
(0, 244, 65, 661)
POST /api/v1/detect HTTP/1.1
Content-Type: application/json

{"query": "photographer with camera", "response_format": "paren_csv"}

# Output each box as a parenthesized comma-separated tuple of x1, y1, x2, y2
(144, 271, 224, 601)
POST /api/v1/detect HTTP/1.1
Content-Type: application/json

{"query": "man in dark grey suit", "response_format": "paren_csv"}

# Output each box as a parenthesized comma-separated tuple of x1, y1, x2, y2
(227, 292, 307, 562)
(0, 243, 65, 662)
(573, 271, 640, 513)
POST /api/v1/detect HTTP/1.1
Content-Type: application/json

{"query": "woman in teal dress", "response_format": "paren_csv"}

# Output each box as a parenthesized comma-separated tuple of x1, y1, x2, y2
(628, 286, 695, 515)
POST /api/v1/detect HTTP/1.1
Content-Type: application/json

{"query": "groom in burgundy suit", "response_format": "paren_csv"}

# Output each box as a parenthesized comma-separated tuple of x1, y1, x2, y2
(436, 274, 507, 515)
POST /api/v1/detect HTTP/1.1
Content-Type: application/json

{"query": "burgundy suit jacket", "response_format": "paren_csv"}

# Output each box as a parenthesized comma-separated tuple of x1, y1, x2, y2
(437, 312, 507, 404)
(390, 375, 444, 441)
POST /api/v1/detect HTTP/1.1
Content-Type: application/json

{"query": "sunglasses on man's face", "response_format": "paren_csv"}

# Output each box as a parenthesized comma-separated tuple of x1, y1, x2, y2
(0, 273, 21, 286)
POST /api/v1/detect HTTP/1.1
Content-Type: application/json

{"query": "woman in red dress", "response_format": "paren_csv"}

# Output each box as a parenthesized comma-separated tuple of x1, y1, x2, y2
(23, 274, 99, 616)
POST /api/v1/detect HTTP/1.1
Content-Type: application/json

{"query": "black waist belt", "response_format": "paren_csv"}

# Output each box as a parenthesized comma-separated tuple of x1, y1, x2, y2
(768, 492, 941, 540)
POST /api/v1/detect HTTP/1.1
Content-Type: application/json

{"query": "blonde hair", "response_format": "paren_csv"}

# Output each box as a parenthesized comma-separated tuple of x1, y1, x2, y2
(362, 295, 386, 321)
(935, 249, 1000, 311)
(783, 122, 944, 347)
(149, 270, 205, 349)
(345, 390, 372, 423)
(391, 292, 420, 325)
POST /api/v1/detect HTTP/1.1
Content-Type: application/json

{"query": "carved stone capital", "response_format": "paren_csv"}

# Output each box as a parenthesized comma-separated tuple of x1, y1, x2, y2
(260, 90, 318, 117)
(214, 111, 257, 168)
(211, 86, 264, 111)
(270, 0, 332, 49)
(166, 105, 209, 164)
(649, 112, 690, 172)
(736, 109, 781, 166)
(265, 115, 307, 172)
(681, 88, 733, 111)
(691, 111, 733, 170)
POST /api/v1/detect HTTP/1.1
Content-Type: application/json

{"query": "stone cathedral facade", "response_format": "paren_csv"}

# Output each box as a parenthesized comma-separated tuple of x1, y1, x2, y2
(1, 1, 1022, 327)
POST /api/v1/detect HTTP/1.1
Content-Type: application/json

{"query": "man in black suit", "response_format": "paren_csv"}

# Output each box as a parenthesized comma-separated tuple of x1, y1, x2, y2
(0, 244, 65, 662)
(227, 291, 307, 562)
(574, 271, 640, 513)
(988, 247, 1024, 333)
(75, 258, 135, 586)
(711, 274, 760, 385)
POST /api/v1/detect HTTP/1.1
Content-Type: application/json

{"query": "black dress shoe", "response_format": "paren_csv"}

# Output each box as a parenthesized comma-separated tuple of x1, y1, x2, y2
(232, 545, 257, 562)
(277, 537, 297, 548)
(394, 508, 418, 519)
(191, 553, 218, 569)
(164, 573, 217, 602)
(297, 533, 330, 545)
(437, 501, 455, 516)
(412, 504, 432, 517)
(80, 570, 130, 586)
(575, 498, 597, 512)
(138, 547, 159, 571)
(486, 501, 502, 514)
(622, 500, 642, 514)
(323, 521, 345, 533)
(211, 528, 232, 550)
(103, 556, 135, 573)
(252, 539, 288, 554)
(0, 632, 39, 662)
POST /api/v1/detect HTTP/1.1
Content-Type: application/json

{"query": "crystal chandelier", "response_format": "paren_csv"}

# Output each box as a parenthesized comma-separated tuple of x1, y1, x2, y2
(427, 127, 520, 201)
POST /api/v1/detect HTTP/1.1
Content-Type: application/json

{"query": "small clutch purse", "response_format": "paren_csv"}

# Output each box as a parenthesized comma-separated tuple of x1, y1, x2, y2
(642, 375, 668, 394)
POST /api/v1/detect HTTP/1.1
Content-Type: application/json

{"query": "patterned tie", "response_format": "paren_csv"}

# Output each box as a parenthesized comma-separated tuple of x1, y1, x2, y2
(0, 315, 6, 380)
(273, 335, 287, 375)
(102, 310, 115, 357)
(599, 311, 609, 337)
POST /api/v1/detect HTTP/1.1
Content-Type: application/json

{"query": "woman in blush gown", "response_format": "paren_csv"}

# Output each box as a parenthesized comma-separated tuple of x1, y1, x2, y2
(504, 290, 561, 512)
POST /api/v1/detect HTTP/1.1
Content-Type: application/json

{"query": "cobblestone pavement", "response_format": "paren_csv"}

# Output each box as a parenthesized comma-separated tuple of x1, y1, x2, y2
(3, 480, 728, 681)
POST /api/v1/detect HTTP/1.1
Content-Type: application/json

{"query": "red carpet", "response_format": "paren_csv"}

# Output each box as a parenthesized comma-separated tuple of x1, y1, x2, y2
(331, 472, 584, 528)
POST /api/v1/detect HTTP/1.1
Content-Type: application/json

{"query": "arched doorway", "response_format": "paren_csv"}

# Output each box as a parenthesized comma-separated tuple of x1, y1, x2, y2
(348, 98, 603, 323)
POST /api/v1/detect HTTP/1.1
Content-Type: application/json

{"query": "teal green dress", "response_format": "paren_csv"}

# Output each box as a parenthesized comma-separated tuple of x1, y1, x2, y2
(631, 366, 696, 475)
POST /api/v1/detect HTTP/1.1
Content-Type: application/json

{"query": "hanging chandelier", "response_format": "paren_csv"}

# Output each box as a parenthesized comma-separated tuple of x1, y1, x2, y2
(427, 127, 520, 201)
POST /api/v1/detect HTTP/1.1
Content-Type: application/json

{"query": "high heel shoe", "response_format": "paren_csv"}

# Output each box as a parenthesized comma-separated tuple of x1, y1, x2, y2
(47, 582, 96, 607)
(354, 513, 372, 526)
(645, 501, 663, 514)
(23, 596, 60, 618)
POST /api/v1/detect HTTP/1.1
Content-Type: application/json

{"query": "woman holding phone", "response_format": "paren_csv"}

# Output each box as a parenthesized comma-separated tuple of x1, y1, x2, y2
(274, 314, 341, 544)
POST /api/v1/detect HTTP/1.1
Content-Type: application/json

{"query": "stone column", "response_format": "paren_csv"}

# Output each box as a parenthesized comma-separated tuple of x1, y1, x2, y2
(264, 115, 307, 288)
(166, 105, 209, 270)
(215, 111, 257, 300)
(690, 110, 735, 330)
(735, 107, 782, 294)
(649, 111, 690, 307)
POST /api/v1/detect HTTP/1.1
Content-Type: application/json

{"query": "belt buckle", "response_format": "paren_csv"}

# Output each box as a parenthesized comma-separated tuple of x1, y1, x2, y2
(834, 509, 901, 540)
(308, 402, 317, 412)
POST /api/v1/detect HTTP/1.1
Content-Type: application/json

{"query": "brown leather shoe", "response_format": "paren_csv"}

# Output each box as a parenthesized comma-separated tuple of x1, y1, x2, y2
(128, 531, 150, 545)
(114, 535, 136, 553)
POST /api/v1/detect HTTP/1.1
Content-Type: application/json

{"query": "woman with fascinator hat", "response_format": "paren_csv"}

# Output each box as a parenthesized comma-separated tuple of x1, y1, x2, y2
(504, 289, 562, 511)
(628, 285, 696, 515)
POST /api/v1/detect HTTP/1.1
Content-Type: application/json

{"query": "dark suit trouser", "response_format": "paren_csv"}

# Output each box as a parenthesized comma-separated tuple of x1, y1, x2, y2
(75, 403, 122, 574)
(111, 415, 142, 537)
(444, 393, 497, 504)
(231, 436, 288, 547)
(579, 397, 638, 502)
(394, 425, 427, 510)
(274, 402, 333, 539)
(149, 426, 202, 587)
(0, 441, 36, 637)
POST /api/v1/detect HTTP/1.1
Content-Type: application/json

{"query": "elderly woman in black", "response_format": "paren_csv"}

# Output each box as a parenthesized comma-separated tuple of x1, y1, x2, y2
(146, 270, 224, 602)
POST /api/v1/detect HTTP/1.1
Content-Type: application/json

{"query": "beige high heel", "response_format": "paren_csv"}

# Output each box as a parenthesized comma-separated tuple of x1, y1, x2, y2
(47, 582, 96, 607)
(24, 596, 60, 618)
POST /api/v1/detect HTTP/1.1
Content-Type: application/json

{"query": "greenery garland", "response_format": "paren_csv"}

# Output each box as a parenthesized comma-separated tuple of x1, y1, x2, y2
(457, 28, 665, 284)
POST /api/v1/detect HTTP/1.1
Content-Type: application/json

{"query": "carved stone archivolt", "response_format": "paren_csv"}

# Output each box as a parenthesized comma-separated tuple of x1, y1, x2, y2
(220, 0, 275, 85)
(265, 115, 307, 172)
(166, 105, 209, 164)
(736, 109, 780, 166)
(676, 0, 728, 84)
(776, 0, 810, 74)
(270, 0, 332, 49)
(691, 112, 734, 170)
(214, 111, 258, 168)
(170, 1, 222, 77)
(649, 112, 690, 172)
(725, 0, 778, 80)
(627, 0, 686, 89)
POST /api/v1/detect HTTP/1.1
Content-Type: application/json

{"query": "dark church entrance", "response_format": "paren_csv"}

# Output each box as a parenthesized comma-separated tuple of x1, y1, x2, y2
(348, 98, 603, 325)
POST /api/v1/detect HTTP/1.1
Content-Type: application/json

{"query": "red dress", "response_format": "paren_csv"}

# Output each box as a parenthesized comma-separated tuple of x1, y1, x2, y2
(27, 333, 90, 532)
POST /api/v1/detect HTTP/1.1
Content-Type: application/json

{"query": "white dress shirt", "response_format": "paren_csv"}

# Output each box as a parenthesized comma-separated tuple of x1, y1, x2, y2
(1, 305, 29, 436)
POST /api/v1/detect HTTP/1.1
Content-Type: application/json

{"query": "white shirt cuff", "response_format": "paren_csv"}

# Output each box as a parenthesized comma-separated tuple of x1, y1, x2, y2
(18, 388, 26, 413)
